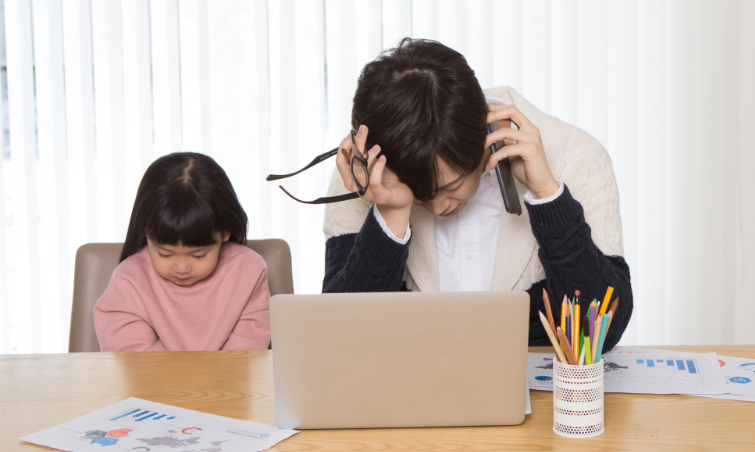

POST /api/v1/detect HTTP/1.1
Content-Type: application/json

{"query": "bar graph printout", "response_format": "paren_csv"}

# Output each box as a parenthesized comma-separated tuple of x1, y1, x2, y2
(528, 351, 728, 395)
(19, 398, 297, 452)
(608, 347, 755, 402)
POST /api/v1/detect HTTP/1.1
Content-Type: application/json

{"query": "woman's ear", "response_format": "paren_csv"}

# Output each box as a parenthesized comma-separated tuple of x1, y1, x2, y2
(222, 231, 231, 242)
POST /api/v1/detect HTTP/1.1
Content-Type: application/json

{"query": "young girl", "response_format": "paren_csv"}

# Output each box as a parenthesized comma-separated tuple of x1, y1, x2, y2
(94, 152, 270, 351)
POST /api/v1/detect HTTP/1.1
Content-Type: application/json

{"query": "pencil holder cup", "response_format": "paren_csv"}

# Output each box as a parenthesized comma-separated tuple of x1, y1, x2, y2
(552, 358, 605, 438)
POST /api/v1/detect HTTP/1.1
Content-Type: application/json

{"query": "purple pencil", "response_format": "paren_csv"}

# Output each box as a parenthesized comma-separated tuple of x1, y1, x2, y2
(589, 300, 597, 341)
(566, 299, 572, 346)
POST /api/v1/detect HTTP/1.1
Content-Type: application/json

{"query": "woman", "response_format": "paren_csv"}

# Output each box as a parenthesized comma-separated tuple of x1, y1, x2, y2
(321, 39, 632, 351)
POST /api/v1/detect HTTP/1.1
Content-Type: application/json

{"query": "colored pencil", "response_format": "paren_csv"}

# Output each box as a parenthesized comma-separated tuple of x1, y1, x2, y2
(599, 286, 614, 317)
(542, 288, 556, 335)
(579, 346, 586, 366)
(604, 311, 614, 344)
(574, 303, 581, 358)
(561, 295, 567, 332)
(589, 300, 597, 338)
(608, 297, 620, 318)
(539, 311, 567, 364)
(596, 313, 609, 359)
(592, 314, 603, 359)
(585, 335, 592, 365)
(565, 300, 572, 346)
(557, 327, 578, 365)
(577, 329, 585, 364)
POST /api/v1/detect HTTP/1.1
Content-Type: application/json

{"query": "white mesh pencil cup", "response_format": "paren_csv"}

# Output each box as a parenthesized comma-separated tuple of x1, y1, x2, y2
(552, 358, 605, 438)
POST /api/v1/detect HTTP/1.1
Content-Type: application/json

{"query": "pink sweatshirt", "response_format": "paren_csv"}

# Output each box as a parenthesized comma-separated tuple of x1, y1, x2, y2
(94, 242, 271, 351)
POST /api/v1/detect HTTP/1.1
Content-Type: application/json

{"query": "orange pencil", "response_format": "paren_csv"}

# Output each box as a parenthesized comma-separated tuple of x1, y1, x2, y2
(557, 327, 578, 365)
(542, 288, 556, 335)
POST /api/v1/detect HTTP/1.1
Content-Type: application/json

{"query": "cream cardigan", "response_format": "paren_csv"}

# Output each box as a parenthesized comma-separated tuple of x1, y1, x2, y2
(323, 86, 624, 293)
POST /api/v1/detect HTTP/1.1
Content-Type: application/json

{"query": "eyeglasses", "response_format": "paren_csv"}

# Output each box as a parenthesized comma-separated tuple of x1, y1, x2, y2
(266, 129, 370, 204)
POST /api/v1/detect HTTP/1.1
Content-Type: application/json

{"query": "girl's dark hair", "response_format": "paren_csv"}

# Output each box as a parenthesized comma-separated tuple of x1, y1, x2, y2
(351, 38, 488, 201)
(120, 152, 248, 262)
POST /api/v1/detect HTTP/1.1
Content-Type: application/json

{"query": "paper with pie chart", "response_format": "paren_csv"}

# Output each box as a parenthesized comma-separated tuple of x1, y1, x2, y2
(19, 397, 297, 452)
(694, 355, 755, 402)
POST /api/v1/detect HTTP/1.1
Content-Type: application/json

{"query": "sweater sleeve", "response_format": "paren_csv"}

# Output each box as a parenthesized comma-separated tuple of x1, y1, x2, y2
(222, 266, 271, 350)
(323, 206, 411, 293)
(93, 273, 167, 352)
(525, 184, 633, 352)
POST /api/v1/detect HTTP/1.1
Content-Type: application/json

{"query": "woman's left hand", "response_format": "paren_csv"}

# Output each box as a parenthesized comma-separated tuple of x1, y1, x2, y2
(485, 104, 559, 200)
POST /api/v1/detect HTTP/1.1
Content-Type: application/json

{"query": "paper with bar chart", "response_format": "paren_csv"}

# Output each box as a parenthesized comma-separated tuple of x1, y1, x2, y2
(19, 398, 297, 452)
(528, 351, 728, 395)
(607, 347, 755, 402)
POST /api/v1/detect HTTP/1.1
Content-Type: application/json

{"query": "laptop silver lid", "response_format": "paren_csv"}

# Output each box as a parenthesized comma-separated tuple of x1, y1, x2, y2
(271, 291, 530, 429)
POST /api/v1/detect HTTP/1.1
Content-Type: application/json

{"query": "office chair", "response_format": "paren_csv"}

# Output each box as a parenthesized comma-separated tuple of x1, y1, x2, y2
(68, 239, 294, 352)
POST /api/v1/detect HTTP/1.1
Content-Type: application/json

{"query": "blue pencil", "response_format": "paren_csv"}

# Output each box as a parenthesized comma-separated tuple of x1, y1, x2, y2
(595, 313, 609, 360)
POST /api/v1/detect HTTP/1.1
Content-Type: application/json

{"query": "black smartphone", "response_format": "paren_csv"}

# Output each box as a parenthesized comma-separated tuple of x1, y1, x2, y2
(487, 121, 522, 215)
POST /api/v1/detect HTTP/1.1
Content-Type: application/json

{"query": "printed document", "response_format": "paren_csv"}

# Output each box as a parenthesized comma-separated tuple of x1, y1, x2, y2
(20, 398, 297, 452)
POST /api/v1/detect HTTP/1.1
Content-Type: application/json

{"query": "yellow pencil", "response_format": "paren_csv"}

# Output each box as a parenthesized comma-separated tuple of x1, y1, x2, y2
(599, 286, 614, 317)
(561, 295, 567, 332)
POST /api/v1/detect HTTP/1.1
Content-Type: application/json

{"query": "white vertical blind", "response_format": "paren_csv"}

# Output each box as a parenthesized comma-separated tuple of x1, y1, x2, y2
(31, 0, 70, 349)
(121, 0, 155, 197)
(735, 0, 755, 344)
(150, 0, 182, 155)
(1, 0, 754, 353)
(5, 0, 41, 352)
(664, 0, 696, 344)
(607, 1, 638, 344)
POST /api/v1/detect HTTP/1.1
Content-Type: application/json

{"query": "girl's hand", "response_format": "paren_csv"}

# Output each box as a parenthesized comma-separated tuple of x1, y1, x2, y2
(335, 125, 414, 238)
(485, 104, 559, 200)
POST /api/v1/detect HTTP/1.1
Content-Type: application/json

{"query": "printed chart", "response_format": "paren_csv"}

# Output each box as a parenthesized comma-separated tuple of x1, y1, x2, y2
(20, 398, 297, 452)
(528, 352, 728, 395)
(696, 356, 755, 402)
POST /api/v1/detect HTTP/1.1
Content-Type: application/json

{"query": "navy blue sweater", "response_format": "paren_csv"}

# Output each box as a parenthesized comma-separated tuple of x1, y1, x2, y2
(323, 185, 632, 352)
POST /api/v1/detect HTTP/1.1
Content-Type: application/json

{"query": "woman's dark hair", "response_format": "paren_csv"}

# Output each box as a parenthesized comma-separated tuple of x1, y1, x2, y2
(120, 152, 248, 262)
(351, 38, 488, 201)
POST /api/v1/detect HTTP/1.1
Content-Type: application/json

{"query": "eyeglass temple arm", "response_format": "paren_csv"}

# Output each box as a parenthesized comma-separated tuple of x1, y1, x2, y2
(277, 185, 359, 205)
(266, 148, 339, 181)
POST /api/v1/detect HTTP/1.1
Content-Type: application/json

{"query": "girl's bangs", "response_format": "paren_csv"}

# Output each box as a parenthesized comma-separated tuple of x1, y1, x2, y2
(146, 193, 220, 248)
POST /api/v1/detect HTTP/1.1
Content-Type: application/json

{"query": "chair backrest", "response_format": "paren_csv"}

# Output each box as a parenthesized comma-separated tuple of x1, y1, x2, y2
(68, 239, 294, 352)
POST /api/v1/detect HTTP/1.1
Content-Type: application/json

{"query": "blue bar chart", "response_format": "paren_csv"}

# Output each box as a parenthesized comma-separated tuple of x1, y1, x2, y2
(110, 408, 176, 422)
(636, 358, 698, 374)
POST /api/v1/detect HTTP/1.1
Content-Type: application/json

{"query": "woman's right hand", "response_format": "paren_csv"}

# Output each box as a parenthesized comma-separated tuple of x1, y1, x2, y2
(336, 125, 414, 238)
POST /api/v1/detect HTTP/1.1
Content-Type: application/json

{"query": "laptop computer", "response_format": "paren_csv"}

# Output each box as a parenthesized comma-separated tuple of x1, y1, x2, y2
(270, 291, 530, 429)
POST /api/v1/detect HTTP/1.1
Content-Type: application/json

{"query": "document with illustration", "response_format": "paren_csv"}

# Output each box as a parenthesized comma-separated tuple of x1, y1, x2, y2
(20, 398, 297, 452)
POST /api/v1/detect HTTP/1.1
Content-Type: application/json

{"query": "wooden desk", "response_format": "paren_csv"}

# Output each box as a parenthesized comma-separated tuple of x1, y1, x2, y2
(1, 346, 753, 452)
